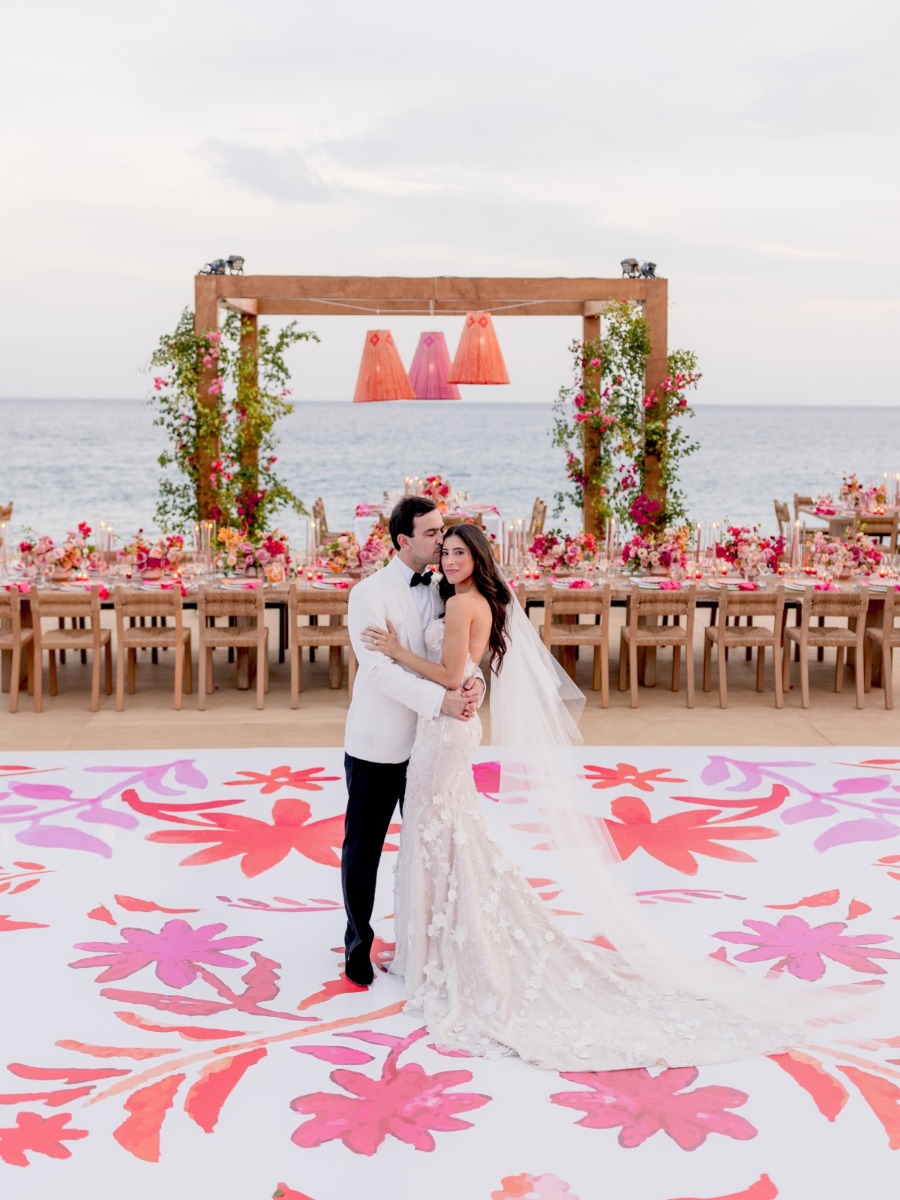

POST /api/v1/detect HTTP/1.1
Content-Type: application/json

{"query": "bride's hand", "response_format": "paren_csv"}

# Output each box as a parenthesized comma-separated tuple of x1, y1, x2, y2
(363, 620, 401, 659)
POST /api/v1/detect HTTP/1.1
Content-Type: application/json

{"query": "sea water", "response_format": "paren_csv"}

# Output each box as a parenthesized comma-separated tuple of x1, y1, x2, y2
(2, 398, 898, 548)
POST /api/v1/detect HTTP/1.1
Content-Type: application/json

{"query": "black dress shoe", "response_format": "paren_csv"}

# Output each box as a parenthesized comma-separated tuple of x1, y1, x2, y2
(344, 953, 374, 987)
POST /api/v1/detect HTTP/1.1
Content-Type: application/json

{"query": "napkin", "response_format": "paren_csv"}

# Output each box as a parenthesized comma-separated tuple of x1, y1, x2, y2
(4, 581, 30, 593)
(737, 581, 759, 591)
(815, 506, 836, 515)
(658, 579, 683, 590)
(814, 582, 837, 591)
(567, 578, 592, 589)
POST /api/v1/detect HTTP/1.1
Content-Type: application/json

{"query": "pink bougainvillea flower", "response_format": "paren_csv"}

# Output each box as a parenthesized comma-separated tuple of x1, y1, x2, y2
(147, 797, 347, 876)
(491, 1173, 579, 1199)
(290, 1059, 491, 1155)
(224, 765, 340, 794)
(0, 1111, 88, 1166)
(603, 795, 776, 875)
(551, 1067, 756, 1150)
(70, 918, 260, 988)
(714, 915, 900, 981)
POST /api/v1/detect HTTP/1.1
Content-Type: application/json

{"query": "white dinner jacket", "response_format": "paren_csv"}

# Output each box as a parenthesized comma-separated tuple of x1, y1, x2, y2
(344, 556, 445, 763)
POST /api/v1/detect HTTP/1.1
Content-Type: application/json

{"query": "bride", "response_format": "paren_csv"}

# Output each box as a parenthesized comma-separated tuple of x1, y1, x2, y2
(362, 523, 823, 1070)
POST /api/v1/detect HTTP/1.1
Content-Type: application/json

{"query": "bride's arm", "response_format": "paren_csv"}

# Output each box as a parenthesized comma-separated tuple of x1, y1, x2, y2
(364, 594, 474, 690)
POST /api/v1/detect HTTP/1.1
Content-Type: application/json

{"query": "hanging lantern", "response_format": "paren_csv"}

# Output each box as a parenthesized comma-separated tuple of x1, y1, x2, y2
(408, 332, 461, 400)
(352, 330, 416, 403)
(447, 311, 509, 385)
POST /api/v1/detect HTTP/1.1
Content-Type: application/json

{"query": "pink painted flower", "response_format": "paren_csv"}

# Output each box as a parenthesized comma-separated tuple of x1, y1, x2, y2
(491, 1173, 578, 1199)
(0, 1111, 88, 1166)
(714, 915, 900, 981)
(290, 1059, 491, 1155)
(551, 1067, 756, 1149)
(70, 918, 260, 988)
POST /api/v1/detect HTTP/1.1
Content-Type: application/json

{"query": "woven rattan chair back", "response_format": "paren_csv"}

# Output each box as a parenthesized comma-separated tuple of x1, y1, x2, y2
(783, 587, 869, 708)
(287, 584, 355, 704)
(864, 586, 900, 709)
(793, 493, 815, 522)
(30, 586, 112, 711)
(0, 588, 34, 713)
(527, 498, 547, 540)
(197, 585, 269, 709)
(442, 513, 484, 530)
(113, 587, 192, 711)
(539, 581, 611, 703)
(618, 585, 697, 708)
(703, 585, 785, 708)
(773, 501, 791, 539)
(855, 512, 899, 554)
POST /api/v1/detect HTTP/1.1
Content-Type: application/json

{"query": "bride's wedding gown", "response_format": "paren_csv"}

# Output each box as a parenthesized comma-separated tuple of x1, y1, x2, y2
(391, 620, 801, 1071)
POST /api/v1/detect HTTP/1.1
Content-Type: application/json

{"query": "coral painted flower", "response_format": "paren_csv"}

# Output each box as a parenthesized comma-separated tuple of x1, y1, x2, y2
(603, 795, 776, 875)
(70, 919, 260, 987)
(583, 762, 687, 792)
(714, 915, 900, 981)
(551, 1067, 756, 1150)
(290, 1059, 490, 1155)
(146, 797, 347, 876)
(0, 1111, 88, 1166)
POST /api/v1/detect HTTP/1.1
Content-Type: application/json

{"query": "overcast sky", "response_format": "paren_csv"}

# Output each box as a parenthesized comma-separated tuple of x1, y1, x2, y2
(2, 0, 898, 405)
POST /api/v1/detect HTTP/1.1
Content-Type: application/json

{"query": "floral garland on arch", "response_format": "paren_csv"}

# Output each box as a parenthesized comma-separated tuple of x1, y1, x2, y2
(147, 308, 318, 538)
(551, 302, 700, 535)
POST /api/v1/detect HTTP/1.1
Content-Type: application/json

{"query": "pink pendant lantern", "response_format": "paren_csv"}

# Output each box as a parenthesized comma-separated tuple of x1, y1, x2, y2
(408, 332, 461, 400)
(353, 330, 416, 403)
(447, 311, 510, 385)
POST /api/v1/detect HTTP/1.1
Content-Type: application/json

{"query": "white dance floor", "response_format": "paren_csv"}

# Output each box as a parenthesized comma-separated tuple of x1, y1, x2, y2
(1, 747, 898, 1200)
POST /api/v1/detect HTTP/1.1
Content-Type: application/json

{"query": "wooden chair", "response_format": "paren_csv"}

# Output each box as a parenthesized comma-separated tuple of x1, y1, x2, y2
(443, 513, 483, 530)
(0, 588, 34, 713)
(703, 585, 786, 708)
(527, 498, 547, 541)
(288, 583, 356, 704)
(197, 585, 269, 709)
(864, 587, 900, 709)
(856, 512, 899, 555)
(536, 580, 611, 703)
(312, 497, 340, 544)
(783, 588, 868, 708)
(618, 585, 697, 708)
(114, 588, 192, 711)
(773, 500, 791, 540)
(31, 586, 112, 712)
(793, 493, 815, 522)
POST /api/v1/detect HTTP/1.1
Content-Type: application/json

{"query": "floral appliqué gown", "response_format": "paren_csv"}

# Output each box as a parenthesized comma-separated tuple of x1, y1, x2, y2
(390, 619, 801, 1071)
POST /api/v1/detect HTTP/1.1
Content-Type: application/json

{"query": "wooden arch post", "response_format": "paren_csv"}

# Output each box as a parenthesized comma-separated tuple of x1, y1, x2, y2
(193, 273, 669, 528)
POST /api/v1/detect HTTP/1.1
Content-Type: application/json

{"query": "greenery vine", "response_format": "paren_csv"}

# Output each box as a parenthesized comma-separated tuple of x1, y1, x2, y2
(147, 309, 318, 536)
(551, 301, 700, 533)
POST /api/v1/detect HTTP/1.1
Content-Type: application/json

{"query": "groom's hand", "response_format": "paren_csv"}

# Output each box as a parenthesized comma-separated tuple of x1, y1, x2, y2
(462, 676, 484, 710)
(441, 688, 473, 722)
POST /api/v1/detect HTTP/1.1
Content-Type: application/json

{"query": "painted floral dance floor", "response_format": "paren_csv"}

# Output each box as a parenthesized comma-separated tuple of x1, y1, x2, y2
(1, 747, 899, 1200)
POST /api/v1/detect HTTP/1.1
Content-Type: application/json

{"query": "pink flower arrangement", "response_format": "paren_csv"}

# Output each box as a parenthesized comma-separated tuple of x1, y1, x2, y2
(215, 527, 287, 573)
(423, 474, 452, 510)
(359, 521, 393, 570)
(529, 531, 596, 573)
(715, 526, 783, 573)
(322, 532, 362, 574)
(812, 530, 882, 575)
(621, 526, 691, 573)
(22, 522, 95, 573)
(121, 530, 184, 573)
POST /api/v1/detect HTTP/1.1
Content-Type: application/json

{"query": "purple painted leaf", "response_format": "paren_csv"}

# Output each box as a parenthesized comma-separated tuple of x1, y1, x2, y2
(831, 776, 892, 795)
(814, 817, 900, 852)
(0, 804, 40, 816)
(9, 782, 75, 801)
(781, 798, 838, 824)
(16, 823, 112, 857)
(701, 757, 732, 785)
(292, 1046, 375, 1065)
(78, 805, 140, 829)
(172, 759, 208, 789)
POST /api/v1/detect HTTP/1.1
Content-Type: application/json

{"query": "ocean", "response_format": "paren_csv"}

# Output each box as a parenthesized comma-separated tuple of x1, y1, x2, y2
(2, 398, 898, 549)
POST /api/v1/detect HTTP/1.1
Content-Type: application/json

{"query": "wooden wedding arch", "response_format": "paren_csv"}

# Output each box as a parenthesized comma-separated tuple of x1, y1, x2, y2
(194, 273, 669, 536)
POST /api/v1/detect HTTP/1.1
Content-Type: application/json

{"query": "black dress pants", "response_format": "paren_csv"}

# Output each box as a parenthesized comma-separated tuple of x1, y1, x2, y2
(342, 752, 408, 975)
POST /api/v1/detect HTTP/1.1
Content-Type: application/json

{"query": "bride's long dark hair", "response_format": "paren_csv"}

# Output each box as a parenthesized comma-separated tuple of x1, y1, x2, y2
(437, 523, 512, 672)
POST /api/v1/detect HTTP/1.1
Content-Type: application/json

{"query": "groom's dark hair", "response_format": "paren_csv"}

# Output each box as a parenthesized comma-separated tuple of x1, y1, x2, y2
(389, 496, 438, 550)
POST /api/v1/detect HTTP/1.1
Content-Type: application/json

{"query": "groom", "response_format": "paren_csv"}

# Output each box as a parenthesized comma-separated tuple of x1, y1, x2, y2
(342, 496, 483, 986)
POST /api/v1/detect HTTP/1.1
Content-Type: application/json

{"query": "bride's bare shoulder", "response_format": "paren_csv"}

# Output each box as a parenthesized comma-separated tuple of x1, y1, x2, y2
(445, 591, 490, 620)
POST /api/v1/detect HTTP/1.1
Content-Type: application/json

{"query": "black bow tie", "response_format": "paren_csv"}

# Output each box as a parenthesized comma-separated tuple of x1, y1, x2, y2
(409, 570, 434, 588)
